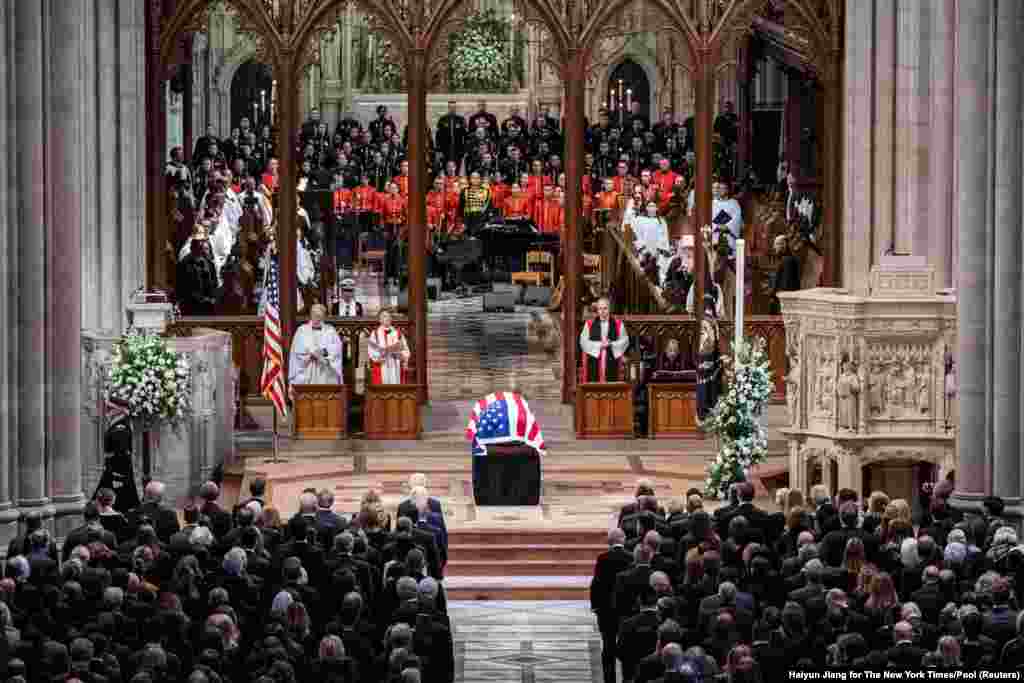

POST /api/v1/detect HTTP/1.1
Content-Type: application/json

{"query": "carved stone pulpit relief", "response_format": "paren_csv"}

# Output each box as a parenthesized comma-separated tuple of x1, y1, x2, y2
(777, 287, 956, 500)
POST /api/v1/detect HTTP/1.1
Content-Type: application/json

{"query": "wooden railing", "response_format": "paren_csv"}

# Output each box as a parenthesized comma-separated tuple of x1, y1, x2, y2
(166, 315, 414, 404)
(613, 314, 788, 400)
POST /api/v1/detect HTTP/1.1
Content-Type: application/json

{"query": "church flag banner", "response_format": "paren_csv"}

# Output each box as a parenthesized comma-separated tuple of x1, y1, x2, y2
(260, 255, 288, 417)
(465, 392, 546, 457)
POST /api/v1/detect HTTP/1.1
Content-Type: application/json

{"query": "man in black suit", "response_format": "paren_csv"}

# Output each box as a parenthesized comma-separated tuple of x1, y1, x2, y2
(590, 527, 633, 683)
(715, 482, 773, 541)
(276, 515, 327, 589)
(909, 565, 944, 625)
(126, 481, 181, 543)
(983, 577, 1020, 648)
(384, 517, 442, 580)
(397, 474, 448, 550)
(820, 501, 874, 567)
(436, 100, 467, 168)
(885, 621, 927, 669)
(315, 489, 348, 546)
(287, 491, 320, 539)
(698, 581, 754, 639)
(326, 531, 379, 606)
(198, 481, 233, 540)
(618, 587, 661, 683)
(62, 503, 115, 561)
(237, 477, 266, 512)
(770, 235, 801, 314)
(614, 543, 655, 622)
(634, 619, 685, 683)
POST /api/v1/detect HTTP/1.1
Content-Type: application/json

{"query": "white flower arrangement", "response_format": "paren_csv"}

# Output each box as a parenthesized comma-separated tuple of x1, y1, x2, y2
(448, 10, 513, 93)
(702, 337, 773, 499)
(106, 331, 193, 434)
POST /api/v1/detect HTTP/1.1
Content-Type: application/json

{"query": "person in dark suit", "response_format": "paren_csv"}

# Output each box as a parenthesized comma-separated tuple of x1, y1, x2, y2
(275, 515, 327, 589)
(770, 234, 801, 314)
(614, 543, 656, 622)
(820, 502, 873, 567)
(983, 577, 1020, 648)
(590, 528, 633, 683)
(909, 565, 945, 625)
(126, 481, 181, 543)
(407, 489, 448, 569)
(198, 481, 234, 541)
(315, 489, 348, 547)
(698, 582, 754, 640)
(885, 621, 927, 669)
(617, 587, 661, 683)
(397, 474, 448, 559)
(383, 517, 442, 580)
(326, 531, 379, 607)
(62, 503, 115, 561)
(618, 480, 667, 524)
(715, 482, 774, 541)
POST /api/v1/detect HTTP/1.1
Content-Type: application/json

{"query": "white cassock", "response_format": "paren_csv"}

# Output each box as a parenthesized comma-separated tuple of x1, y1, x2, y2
(367, 326, 410, 385)
(630, 215, 672, 285)
(579, 318, 630, 383)
(686, 189, 744, 252)
(289, 322, 344, 385)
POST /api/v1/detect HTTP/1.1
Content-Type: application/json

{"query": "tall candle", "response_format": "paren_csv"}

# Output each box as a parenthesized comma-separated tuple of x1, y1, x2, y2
(626, 88, 632, 111)
(734, 238, 745, 353)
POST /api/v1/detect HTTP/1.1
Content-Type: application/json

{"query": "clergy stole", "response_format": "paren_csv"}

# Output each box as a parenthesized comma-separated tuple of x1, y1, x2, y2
(368, 326, 409, 385)
(584, 317, 624, 382)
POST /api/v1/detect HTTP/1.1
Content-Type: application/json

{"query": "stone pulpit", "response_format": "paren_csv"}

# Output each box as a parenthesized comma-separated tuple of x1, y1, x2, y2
(778, 260, 957, 501)
(82, 302, 235, 509)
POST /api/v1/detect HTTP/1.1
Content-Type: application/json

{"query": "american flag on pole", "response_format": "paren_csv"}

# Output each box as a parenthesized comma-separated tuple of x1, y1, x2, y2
(465, 392, 546, 457)
(260, 254, 288, 417)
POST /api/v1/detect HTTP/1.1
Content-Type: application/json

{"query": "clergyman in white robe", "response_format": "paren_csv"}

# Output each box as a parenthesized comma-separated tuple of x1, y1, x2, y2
(367, 324, 411, 385)
(630, 208, 672, 285)
(289, 317, 344, 385)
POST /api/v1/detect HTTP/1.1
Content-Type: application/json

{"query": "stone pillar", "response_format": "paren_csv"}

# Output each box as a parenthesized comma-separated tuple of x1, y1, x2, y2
(952, 0, 994, 502)
(406, 50, 428, 403)
(873, 0, 897, 257)
(49, 0, 87, 537)
(991, 0, 1024, 504)
(15, 0, 51, 517)
(927, 0, 955, 290)
(561, 51, 586, 403)
(894, 0, 923, 256)
(0, 0, 19, 549)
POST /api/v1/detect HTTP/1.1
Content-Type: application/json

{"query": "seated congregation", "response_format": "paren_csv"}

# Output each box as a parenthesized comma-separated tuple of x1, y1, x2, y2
(1, 474, 454, 683)
(590, 478, 1024, 681)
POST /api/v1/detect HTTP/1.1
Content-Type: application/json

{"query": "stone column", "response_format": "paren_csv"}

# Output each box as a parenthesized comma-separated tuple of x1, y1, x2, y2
(953, 0, 994, 502)
(927, 0, 955, 290)
(0, 0, 20, 549)
(872, 0, 896, 256)
(49, 0, 86, 537)
(894, 0, 923, 255)
(842, 0, 874, 294)
(15, 0, 50, 516)
(98, 0, 121, 332)
(992, 0, 1024, 504)
(119, 0, 146, 328)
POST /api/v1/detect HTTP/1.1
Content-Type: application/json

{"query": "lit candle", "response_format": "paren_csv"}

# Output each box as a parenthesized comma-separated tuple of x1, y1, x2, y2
(626, 88, 632, 111)
(271, 80, 276, 125)
(261, 90, 266, 119)
(253, 101, 258, 123)
(734, 238, 745, 353)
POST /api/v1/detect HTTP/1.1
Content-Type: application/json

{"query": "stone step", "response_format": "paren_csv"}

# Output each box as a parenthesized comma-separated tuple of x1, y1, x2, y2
(444, 575, 590, 601)
(448, 543, 605, 562)
(449, 529, 608, 546)
(446, 560, 595, 577)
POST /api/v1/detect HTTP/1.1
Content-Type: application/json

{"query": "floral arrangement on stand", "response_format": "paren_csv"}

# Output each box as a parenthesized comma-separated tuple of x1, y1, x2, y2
(702, 336, 773, 499)
(369, 40, 404, 92)
(448, 9, 518, 93)
(790, 194, 823, 255)
(106, 331, 193, 434)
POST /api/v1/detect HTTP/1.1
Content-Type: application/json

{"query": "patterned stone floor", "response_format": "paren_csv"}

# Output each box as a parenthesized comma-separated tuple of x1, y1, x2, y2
(347, 269, 564, 400)
(449, 601, 603, 683)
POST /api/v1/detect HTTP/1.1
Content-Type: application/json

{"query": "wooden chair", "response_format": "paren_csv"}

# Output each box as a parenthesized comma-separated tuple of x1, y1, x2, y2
(527, 251, 555, 286)
(358, 233, 386, 273)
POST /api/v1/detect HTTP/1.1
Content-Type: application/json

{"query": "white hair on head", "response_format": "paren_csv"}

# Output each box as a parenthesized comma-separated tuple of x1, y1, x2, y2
(144, 481, 165, 501)
(408, 473, 428, 489)
(299, 492, 317, 513)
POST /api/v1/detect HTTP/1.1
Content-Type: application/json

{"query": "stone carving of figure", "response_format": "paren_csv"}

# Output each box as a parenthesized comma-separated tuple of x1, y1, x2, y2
(786, 356, 800, 425)
(815, 349, 833, 415)
(886, 362, 903, 417)
(918, 364, 930, 414)
(868, 358, 885, 416)
(836, 357, 860, 431)
(904, 363, 918, 412)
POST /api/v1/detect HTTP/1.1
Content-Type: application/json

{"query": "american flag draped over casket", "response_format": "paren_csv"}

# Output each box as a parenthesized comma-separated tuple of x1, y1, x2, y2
(466, 392, 547, 457)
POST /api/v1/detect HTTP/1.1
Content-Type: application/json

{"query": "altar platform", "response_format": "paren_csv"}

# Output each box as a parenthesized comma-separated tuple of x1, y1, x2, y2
(224, 400, 789, 599)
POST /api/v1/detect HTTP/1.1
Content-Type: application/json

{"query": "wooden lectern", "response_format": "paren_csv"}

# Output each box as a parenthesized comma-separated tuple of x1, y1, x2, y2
(292, 384, 350, 439)
(647, 382, 701, 439)
(364, 383, 421, 439)
(575, 382, 634, 439)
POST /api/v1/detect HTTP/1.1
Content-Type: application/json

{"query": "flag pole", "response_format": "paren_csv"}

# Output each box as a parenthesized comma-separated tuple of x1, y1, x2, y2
(272, 405, 280, 464)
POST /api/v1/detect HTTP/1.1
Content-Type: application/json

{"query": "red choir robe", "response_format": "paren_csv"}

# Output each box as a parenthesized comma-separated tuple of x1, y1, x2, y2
(489, 182, 510, 215)
(394, 174, 410, 197)
(503, 191, 532, 221)
(333, 187, 353, 214)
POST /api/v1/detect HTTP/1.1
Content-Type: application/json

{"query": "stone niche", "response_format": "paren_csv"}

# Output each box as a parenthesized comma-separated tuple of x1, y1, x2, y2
(778, 280, 957, 501)
(82, 317, 235, 509)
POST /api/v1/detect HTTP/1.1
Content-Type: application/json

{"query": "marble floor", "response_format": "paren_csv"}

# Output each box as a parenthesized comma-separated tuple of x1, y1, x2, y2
(449, 601, 605, 683)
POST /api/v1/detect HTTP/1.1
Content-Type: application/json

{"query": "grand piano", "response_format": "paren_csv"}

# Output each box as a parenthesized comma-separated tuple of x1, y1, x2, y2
(436, 217, 559, 291)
